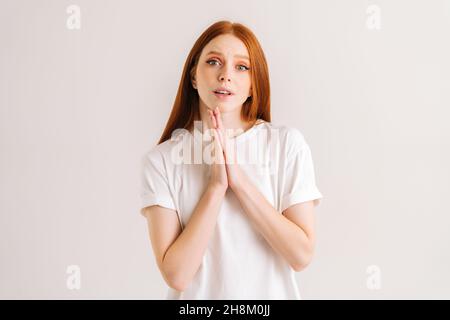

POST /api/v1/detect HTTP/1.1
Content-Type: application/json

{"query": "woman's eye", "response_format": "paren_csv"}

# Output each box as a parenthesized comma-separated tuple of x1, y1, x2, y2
(237, 65, 249, 71)
(207, 59, 220, 66)
(207, 60, 249, 71)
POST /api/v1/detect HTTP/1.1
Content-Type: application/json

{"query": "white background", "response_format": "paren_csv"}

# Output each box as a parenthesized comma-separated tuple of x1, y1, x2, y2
(1, 0, 449, 299)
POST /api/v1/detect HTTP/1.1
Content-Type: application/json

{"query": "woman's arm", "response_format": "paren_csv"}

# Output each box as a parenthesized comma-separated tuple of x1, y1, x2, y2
(207, 107, 316, 272)
(229, 167, 316, 272)
(144, 185, 226, 292)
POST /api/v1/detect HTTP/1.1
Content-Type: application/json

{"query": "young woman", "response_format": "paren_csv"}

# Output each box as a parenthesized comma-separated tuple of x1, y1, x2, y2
(140, 20, 323, 299)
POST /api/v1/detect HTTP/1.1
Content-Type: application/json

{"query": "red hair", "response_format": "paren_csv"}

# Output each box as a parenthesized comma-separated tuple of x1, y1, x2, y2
(157, 20, 271, 144)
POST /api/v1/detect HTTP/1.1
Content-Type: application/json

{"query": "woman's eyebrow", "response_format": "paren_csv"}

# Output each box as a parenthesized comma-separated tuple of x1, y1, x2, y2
(206, 50, 249, 61)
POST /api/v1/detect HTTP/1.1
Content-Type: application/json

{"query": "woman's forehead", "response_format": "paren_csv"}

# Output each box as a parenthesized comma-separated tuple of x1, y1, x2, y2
(202, 35, 249, 58)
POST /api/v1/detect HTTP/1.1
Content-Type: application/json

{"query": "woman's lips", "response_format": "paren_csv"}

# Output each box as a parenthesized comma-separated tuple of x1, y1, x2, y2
(213, 91, 234, 100)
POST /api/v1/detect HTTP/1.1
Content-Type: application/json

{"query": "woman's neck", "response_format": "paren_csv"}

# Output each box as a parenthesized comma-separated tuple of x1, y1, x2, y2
(198, 105, 253, 135)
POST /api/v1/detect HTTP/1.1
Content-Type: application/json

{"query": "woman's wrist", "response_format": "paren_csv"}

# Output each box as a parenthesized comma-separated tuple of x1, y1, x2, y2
(207, 183, 228, 197)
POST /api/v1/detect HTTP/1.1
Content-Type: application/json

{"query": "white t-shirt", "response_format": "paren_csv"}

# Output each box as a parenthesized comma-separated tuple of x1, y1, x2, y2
(139, 120, 323, 299)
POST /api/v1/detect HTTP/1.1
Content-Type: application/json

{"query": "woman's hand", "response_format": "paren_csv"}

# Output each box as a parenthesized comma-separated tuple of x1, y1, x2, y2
(207, 109, 229, 193)
(209, 107, 243, 191)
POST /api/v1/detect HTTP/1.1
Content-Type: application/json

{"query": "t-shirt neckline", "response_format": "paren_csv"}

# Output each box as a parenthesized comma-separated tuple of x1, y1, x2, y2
(192, 119, 266, 143)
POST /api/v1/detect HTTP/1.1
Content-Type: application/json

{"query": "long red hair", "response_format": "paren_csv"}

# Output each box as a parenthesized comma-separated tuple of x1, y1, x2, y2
(157, 20, 271, 145)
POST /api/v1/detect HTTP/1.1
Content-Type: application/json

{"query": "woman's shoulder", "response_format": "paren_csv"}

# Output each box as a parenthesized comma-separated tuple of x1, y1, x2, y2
(142, 130, 188, 161)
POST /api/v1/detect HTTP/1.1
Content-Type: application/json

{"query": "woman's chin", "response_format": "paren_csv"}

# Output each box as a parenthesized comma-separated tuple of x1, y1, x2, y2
(206, 103, 240, 113)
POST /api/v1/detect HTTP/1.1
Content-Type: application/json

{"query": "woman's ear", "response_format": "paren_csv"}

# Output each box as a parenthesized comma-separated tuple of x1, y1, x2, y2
(190, 67, 197, 89)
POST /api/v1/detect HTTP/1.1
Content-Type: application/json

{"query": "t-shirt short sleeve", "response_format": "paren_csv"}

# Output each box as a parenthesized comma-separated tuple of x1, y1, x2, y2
(280, 129, 323, 213)
(140, 149, 177, 217)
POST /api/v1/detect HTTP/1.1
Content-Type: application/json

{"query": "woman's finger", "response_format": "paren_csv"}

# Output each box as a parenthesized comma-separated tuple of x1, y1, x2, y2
(215, 126, 225, 149)
(213, 107, 227, 150)
(208, 109, 217, 129)
(214, 107, 223, 129)
(210, 109, 218, 128)
(212, 128, 225, 163)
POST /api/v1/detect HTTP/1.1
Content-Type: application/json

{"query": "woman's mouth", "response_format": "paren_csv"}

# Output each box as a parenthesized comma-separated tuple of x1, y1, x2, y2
(213, 89, 234, 100)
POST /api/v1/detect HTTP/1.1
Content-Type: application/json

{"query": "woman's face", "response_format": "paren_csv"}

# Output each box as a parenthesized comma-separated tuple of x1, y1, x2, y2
(192, 34, 252, 114)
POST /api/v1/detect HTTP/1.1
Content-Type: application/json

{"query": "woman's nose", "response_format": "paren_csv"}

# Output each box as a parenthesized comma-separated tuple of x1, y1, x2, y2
(219, 66, 232, 82)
